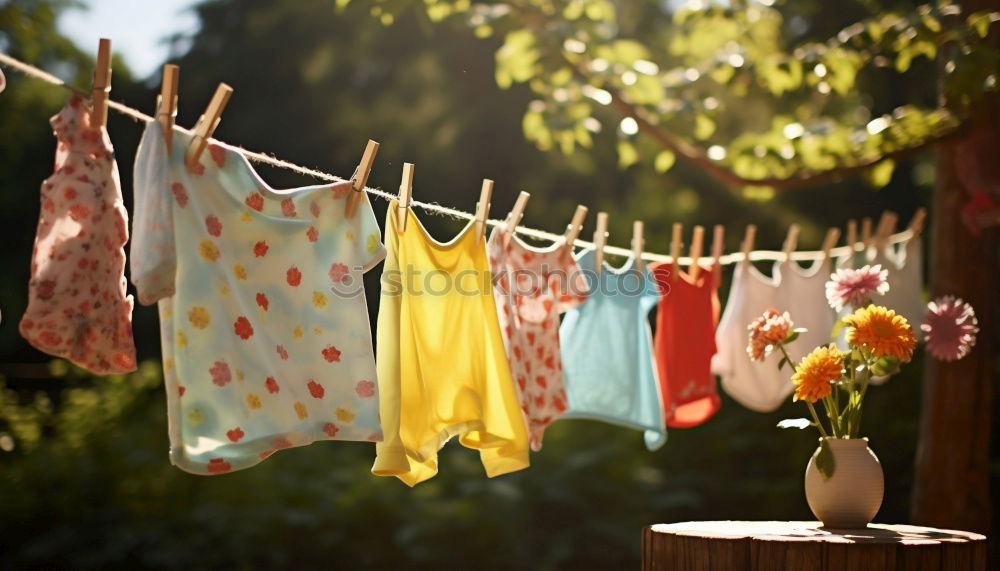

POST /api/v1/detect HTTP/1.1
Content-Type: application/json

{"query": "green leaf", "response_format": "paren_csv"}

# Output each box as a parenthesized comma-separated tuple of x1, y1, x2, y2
(617, 140, 639, 169)
(867, 159, 895, 188)
(968, 12, 995, 39)
(777, 356, 789, 370)
(654, 150, 676, 173)
(871, 356, 901, 376)
(694, 114, 715, 140)
(777, 418, 812, 429)
(816, 438, 837, 480)
(783, 330, 800, 344)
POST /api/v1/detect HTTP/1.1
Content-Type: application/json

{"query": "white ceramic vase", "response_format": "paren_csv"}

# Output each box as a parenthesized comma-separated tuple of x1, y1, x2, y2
(804, 438, 884, 529)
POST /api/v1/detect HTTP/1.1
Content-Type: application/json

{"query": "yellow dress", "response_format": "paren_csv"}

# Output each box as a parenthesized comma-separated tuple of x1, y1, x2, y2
(372, 201, 529, 486)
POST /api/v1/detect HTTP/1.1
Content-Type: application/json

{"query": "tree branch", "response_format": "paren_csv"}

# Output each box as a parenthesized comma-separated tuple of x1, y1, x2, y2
(605, 86, 965, 190)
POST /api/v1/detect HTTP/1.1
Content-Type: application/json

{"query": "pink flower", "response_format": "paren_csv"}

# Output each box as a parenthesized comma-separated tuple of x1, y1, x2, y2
(253, 241, 269, 257)
(355, 380, 375, 398)
(245, 193, 264, 211)
(205, 215, 222, 237)
(206, 458, 231, 474)
(825, 265, 889, 311)
(265, 376, 280, 394)
(306, 226, 319, 243)
(208, 144, 227, 168)
(209, 360, 232, 386)
(307, 380, 325, 399)
(329, 263, 349, 283)
(310, 201, 321, 217)
(276, 345, 289, 360)
(746, 309, 793, 362)
(322, 345, 341, 363)
(226, 427, 245, 442)
(287, 266, 302, 287)
(281, 198, 297, 217)
(323, 423, 340, 437)
(921, 296, 979, 362)
(233, 316, 254, 340)
(256, 292, 269, 311)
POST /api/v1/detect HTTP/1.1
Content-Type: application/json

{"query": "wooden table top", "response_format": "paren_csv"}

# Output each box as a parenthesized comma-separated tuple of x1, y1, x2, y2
(642, 521, 987, 570)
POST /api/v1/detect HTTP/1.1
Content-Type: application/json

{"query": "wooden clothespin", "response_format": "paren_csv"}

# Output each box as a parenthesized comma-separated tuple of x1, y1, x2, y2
(711, 224, 724, 287)
(474, 179, 493, 244)
(346, 140, 380, 218)
(186, 83, 233, 172)
(593, 212, 608, 273)
(156, 64, 179, 149)
(397, 163, 414, 232)
(861, 217, 873, 250)
(670, 223, 683, 281)
(907, 207, 927, 238)
(782, 224, 800, 264)
(632, 221, 644, 273)
(91, 38, 112, 128)
(821, 227, 841, 260)
(564, 204, 589, 249)
(846, 219, 858, 253)
(874, 210, 898, 250)
(505, 191, 531, 232)
(740, 224, 756, 266)
(688, 225, 705, 280)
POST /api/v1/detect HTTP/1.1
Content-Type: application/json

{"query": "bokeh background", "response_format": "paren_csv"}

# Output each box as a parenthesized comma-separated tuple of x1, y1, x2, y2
(0, 0, 994, 568)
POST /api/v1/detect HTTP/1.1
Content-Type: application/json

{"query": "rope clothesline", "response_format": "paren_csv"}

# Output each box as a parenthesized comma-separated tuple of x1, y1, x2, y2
(0, 51, 918, 266)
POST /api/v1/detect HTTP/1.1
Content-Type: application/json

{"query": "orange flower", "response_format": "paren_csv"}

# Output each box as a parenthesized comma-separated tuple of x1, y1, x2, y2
(845, 305, 917, 362)
(792, 345, 843, 402)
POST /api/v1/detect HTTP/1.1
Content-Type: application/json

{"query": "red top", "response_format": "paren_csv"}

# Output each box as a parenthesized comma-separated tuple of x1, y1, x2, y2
(651, 263, 721, 428)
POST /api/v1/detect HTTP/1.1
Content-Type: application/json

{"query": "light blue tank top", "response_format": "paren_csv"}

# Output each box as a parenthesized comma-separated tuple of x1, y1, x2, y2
(558, 248, 666, 450)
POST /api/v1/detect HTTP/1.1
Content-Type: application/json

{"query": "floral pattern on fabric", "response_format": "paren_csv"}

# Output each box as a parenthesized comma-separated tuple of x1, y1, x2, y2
(132, 120, 386, 475)
(19, 95, 137, 374)
(486, 228, 587, 451)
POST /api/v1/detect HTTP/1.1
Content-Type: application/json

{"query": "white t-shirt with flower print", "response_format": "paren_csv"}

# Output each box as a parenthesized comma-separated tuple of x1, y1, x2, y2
(132, 121, 385, 475)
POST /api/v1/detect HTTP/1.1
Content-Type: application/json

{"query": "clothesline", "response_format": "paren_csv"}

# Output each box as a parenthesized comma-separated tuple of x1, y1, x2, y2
(0, 51, 917, 266)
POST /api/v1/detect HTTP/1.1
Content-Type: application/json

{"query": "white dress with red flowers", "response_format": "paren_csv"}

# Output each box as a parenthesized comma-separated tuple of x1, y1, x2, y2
(132, 120, 385, 475)
(19, 96, 137, 374)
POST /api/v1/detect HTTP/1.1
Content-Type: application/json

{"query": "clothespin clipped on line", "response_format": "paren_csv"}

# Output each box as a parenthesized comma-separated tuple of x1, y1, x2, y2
(907, 207, 927, 239)
(861, 217, 873, 250)
(593, 212, 608, 273)
(874, 210, 898, 250)
(846, 219, 858, 253)
(782, 224, 800, 264)
(670, 223, 683, 281)
(186, 83, 233, 172)
(157, 64, 179, 149)
(474, 179, 493, 244)
(397, 162, 414, 232)
(688, 225, 705, 281)
(346, 140, 380, 219)
(821, 227, 841, 261)
(91, 38, 112, 128)
(711, 224, 724, 287)
(632, 221, 644, 273)
(740, 224, 756, 266)
(563, 205, 589, 255)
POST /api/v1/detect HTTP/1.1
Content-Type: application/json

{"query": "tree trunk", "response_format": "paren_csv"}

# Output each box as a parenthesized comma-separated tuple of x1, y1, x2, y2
(912, 0, 999, 532)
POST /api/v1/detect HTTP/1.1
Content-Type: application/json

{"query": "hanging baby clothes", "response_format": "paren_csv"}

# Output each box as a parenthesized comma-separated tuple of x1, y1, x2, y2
(871, 239, 924, 329)
(712, 259, 833, 413)
(19, 95, 136, 374)
(372, 203, 529, 486)
(132, 121, 385, 475)
(486, 227, 588, 451)
(559, 249, 666, 450)
(651, 263, 721, 428)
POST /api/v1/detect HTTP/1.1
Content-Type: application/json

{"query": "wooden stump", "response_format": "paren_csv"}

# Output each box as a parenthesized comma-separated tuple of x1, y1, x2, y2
(642, 521, 987, 571)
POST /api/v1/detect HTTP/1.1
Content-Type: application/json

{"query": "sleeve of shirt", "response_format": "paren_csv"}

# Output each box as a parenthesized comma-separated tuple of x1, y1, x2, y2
(351, 191, 387, 273)
(555, 242, 589, 312)
(130, 121, 176, 305)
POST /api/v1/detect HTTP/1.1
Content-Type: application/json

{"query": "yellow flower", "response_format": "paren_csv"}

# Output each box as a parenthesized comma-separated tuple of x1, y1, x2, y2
(199, 239, 220, 262)
(313, 325, 323, 336)
(845, 304, 917, 362)
(312, 291, 327, 308)
(233, 264, 248, 280)
(187, 409, 204, 425)
(345, 230, 355, 241)
(367, 233, 380, 253)
(188, 306, 211, 329)
(293, 325, 304, 340)
(236, 369, 244, 382)
(240, 210, 253, 223)
(294, 401, 309, 420)
(792, 345, 843, 402)
(176, 330, 188, 348)
(164, 358, 174, 372)
(246, 393, 262, 410)
(335, 407, 355, 423)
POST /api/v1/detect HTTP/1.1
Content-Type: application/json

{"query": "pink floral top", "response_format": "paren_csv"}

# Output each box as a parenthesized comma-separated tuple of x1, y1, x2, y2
(19, 95, 137, 374)
(487, 228, 587, 450)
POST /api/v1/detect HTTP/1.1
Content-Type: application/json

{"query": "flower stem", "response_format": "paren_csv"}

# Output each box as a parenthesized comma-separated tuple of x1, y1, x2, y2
(806, 401, 830, 438)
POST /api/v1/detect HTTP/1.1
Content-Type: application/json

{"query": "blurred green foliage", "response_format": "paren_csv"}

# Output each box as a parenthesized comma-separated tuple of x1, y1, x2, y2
(0, 0, 994, 568)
